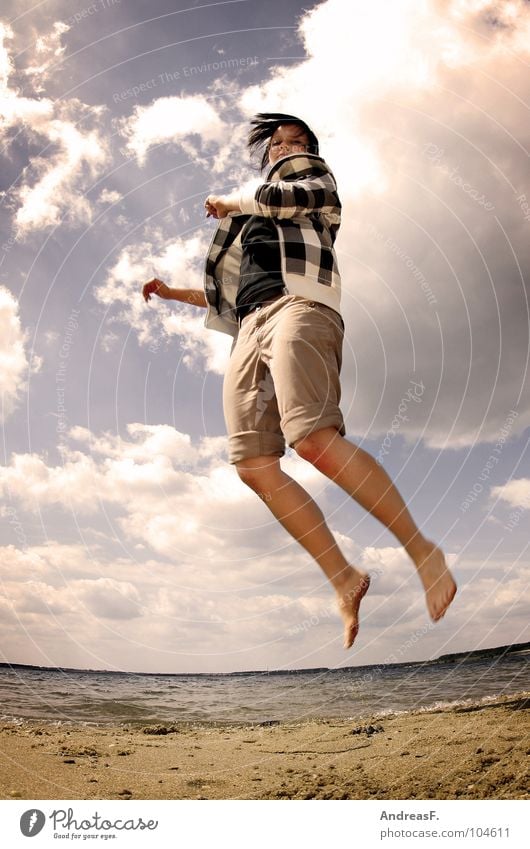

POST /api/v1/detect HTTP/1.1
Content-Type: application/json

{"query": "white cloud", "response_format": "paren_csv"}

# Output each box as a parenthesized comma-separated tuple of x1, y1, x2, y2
(23, 20, 70, 94)
(14, 119, 107, 231)
(44, 0, 529, 437)
(0, 420, 526, 671)
(236, 0, 530, 448)
(98, 188, 122, 205)
(161, 309, 231, 373)
(75, 577, 143, 620)
(99, 330, 120, 352)
(0, 423, 350, 569)
(0, 286, 39, 421)
(0, 22, 109, 233)
(491, 477, 530, 510)
(0, 534, 526, 672)
(94, 234, 232, 373)
(69, 422, 216, 464)
(120, 95, 226, 165)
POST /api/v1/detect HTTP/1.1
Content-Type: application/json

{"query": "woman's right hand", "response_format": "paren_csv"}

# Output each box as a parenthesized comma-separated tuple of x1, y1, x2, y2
(143, 278, 171, 302)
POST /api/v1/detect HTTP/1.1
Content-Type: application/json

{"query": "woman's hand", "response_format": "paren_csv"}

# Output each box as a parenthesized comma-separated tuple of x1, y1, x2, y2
(142, 279, 208, 308)
(142, 278, 171, 302)
(204, 195, 240, 219)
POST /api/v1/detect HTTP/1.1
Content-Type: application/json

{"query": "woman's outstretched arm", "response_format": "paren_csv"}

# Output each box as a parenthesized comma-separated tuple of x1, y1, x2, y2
(238, 171, 340, 220)
(142, 278, 207, 308)
(204, 172, 340, 221)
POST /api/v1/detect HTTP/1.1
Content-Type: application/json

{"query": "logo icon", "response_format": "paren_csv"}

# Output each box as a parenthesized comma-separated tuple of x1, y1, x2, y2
(20, 809, 46, 837)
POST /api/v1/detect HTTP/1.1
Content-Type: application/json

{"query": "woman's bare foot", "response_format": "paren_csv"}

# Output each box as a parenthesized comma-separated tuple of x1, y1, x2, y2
(412, 540, 457, 621)
(335, 568, 371, 649)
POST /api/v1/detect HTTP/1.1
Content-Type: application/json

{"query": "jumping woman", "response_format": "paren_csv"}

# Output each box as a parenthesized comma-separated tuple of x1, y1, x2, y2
(142, 112, 457, 649)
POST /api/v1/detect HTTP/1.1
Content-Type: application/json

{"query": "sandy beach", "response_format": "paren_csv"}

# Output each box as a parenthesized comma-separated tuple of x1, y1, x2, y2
(1, 693, 527, 800)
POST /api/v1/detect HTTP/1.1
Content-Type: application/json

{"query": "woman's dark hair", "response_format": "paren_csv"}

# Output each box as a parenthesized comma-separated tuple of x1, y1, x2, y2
(247, 112, 320, 171)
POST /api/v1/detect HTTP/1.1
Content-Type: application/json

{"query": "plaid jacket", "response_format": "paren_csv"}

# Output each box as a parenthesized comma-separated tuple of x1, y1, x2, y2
(203, 153, 342, 338)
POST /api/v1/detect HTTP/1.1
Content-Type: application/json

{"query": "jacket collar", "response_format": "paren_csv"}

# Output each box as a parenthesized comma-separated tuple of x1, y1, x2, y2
(265, 152, 334, 183)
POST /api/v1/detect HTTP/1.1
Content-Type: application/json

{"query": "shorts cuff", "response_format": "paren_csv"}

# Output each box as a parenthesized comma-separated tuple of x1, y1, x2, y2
(281, 404, 346, 447)
(228, 431, 286, 464)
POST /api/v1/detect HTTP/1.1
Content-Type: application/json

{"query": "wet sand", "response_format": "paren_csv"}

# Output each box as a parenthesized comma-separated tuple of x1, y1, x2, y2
(1, 693, 528, 800)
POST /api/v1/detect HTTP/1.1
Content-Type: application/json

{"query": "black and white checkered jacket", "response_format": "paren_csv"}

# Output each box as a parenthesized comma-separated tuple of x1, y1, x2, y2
(203, 153, 342, 338)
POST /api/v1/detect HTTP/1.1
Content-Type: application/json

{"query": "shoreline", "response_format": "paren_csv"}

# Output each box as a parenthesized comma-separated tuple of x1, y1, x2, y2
(1, 688, 528, 731)
(1, 692, 528, 800)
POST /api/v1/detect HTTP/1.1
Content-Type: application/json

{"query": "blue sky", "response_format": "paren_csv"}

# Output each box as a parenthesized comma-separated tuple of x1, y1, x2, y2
(0, 0, 529, 673)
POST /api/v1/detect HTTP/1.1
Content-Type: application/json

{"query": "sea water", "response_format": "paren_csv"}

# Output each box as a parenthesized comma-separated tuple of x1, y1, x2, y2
(0, 652, 528, 726)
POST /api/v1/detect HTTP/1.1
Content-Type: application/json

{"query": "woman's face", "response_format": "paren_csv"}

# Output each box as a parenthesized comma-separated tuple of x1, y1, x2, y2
(268, 123, 310, 165)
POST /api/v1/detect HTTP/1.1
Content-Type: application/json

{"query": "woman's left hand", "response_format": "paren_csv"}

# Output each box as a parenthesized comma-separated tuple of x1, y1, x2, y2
(204, 195, 240, 219)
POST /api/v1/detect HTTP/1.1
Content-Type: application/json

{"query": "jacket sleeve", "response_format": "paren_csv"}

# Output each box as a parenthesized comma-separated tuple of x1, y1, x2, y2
(237, 172, 340, 220)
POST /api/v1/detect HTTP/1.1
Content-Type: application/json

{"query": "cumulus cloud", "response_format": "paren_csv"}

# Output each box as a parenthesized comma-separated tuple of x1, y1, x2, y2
(0, 423, 342, 566)
(0, 21, 108, 233)
(0, 421, 526, 671)
(491, 477, 530, 510)
(98, 188, 123, 205)
(0, 534, 526, 672)
(237, 0, 530, 449)
(97, 0, 530, 446)
(0, 541, 316, 671)
(76, 577, 143, 620)
(13, 118, 108, 231)
(22, 20, 70, 93)
(120, 95, 226, 165)
(0, 286, 40, 421)
(94, 233, 232, 373)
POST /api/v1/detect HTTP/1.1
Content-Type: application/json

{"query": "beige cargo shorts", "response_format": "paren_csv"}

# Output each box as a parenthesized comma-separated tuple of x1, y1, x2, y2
(223, 294, 345, 464)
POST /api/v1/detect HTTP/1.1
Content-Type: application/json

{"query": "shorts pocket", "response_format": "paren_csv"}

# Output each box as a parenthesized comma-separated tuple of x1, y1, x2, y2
(303, 300, 344, 333)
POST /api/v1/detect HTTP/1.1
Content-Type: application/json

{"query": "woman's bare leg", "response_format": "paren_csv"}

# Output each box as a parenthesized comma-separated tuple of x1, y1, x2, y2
(293, 427, 457, 621)
(236, 455, 370, 648)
